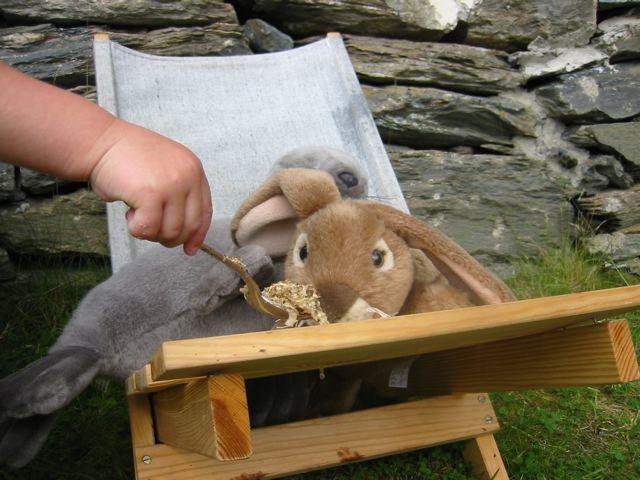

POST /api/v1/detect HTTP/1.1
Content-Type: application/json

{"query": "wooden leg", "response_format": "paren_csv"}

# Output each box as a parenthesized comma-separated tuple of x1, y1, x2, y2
(463, 433, 508, 480)
(128, 394, 155, 480)
(135, 393, 499, 480)
(152, 374, 252, 461)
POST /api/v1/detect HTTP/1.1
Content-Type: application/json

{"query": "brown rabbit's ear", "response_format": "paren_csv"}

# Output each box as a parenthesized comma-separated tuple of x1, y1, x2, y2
(357, 201, 515, 305)
(231, 168, 341, 256)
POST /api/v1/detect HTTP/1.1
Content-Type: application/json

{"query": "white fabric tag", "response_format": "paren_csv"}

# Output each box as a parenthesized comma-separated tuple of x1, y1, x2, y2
(388, 357, 418, 388)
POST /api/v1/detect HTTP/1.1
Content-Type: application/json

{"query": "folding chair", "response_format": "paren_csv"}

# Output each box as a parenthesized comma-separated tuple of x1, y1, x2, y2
(94, 33, 640, 480)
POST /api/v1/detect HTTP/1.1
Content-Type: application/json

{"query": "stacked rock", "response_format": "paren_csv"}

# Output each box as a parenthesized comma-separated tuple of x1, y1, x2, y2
(1, 0, 638, 278)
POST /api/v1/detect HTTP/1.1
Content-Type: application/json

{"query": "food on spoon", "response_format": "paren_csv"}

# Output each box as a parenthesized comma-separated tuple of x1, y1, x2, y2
(260, 280, 329, 328)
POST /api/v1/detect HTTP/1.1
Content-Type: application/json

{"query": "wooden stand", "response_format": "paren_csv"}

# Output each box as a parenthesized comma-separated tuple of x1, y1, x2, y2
(126, 286, 640, 479)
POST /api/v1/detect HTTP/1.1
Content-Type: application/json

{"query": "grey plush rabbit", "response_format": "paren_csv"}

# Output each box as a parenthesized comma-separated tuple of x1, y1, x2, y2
(0, 146, 369, 468)
(0, 146, 513, 469)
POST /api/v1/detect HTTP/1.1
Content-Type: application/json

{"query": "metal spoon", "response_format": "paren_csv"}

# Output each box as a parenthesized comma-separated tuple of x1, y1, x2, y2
(198, 243, 305, 320)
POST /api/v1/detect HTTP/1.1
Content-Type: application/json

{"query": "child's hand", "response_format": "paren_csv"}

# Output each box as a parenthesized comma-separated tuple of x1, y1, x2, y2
(88, 119, 212, 255)
(0, 62, 212, 255)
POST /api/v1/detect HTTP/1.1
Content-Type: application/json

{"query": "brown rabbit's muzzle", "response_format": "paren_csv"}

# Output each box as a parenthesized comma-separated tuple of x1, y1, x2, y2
(315, 282, 360, 323)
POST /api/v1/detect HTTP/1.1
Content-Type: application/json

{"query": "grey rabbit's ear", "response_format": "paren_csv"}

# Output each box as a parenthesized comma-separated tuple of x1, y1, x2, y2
(272, 146, 369, 199)
(357, 201, 515, 305)
(231, 168, 340, 256)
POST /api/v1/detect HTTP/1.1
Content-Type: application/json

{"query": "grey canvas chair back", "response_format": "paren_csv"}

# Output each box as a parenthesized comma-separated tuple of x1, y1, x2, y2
(93, 34, 407, 272)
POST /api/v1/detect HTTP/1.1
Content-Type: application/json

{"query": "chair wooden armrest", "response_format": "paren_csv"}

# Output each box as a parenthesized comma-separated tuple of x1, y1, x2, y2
(126, 285, 640, 479)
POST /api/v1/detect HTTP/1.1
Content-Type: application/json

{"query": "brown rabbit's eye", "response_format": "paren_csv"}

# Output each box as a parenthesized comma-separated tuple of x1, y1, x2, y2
(371, 249, 385, 267)
(293, 233, 309, 268)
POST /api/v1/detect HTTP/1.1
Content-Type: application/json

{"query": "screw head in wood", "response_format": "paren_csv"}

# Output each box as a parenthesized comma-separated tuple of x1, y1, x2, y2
(142, 455, 152, 464)
(484, 415, 494, 424)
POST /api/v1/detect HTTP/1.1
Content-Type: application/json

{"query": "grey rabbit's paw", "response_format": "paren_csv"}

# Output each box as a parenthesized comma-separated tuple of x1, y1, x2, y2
(190, 244, 274, 315)
(0, 347, 99, 467)
(0, 347, 100, 418)
(0, 413, 57, 468)
(240, 245, 277, 288)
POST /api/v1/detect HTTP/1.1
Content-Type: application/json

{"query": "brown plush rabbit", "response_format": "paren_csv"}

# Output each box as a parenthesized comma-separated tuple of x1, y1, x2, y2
(232, 168, 513, 319)
(230, 167, 515, 415)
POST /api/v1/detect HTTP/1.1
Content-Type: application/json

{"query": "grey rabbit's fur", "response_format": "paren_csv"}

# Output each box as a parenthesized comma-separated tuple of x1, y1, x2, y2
(0, 146, 367, 468)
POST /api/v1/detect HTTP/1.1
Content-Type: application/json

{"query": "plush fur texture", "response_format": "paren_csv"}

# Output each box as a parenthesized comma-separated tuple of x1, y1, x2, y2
(0, 147, 368, 468)
(1, 147, 514, 468)
(284, 201, 415, 320)
(231, 166, 516, 416)
(232, 168, 515, 319)
(272, 146, 369, 199)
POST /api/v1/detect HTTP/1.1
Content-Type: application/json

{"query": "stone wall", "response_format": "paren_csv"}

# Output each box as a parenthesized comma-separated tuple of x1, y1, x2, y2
(1, 0, 639, 279)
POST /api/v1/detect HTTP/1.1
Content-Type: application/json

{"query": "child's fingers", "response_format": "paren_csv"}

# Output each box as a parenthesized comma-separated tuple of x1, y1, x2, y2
(125, 207, 135, 222)
(158, 194, 187, 248)
(183, 176, 213, 255)
(127, 197, 163, 241)
(180, 188, 203, 255)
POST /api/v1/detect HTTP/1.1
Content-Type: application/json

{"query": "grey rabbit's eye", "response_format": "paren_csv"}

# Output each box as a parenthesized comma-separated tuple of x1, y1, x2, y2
(299, 244, 308, 261)
(372, 249, 385, 267)
(338, 171, 358, 188)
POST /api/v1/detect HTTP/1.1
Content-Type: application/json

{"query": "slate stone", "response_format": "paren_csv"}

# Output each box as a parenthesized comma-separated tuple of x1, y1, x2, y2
(574, 185, 640, 232)
(513, 46, 606, 82)
(19, 169, 76, 196)
(0, 0, 237, 27)
(253, 0, 478, 41)
(599, 0, 640, 10)
(566, 122, 640, 179)
(611, 32, 640, 61)
(598, 7, 640, 32)
(0, 189, 108, 257)
(535, 62, 640, 122)
(389, 148, 573, 267)
(584, 232, 640, 275)
(0, 162, 24, 203)
(585, 232, 640, 261)
(343, 35, 521, 95)
(243, 18, 293, 53)
(68, 85, 96, 103)
(592, 154, 635, 189)
(464, 0, 597, 52)
(0, 163, 15, 202)
(0, 23, 251, 87)
(364, 85, 538, 149)
(0, 248, 15, 282)
(593, 24, 640, 62)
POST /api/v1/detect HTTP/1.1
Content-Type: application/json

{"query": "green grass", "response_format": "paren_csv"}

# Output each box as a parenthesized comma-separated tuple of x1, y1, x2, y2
(0, 244, 638, 480)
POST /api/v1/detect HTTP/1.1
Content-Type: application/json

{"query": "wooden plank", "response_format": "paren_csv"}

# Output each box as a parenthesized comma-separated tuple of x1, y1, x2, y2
(463, 434, 508, 480)
(125, 374, 138, 396)
(341, 320, 640, 398)
(132, 319, 640, 397)
(153, 375, 252, 461)
(151, 285, 640, 381)
(128, 394, 155, 448)
(134, 394, 499, 480)
(209, 375, 252, 461)
(610, 320, 640, 382)
(128, 364, 204, 396)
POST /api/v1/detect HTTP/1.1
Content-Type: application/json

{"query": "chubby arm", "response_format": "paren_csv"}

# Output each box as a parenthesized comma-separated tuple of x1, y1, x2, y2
(0, 62, 212, 254)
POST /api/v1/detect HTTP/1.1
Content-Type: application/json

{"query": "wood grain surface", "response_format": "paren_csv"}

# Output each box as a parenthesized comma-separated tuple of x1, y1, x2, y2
(150, 286, 640, 381)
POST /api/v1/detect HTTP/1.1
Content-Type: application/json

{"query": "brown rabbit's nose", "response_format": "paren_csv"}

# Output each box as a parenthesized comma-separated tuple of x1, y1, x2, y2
(316, 283, 359, 321)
